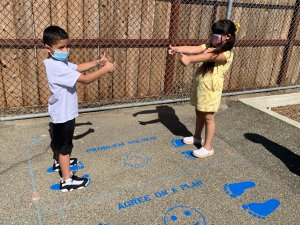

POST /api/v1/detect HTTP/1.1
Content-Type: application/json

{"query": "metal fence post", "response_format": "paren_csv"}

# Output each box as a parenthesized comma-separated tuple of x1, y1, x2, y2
(164, 0, 181, 94)
(226, 0, 234, 19)
(278, 0, 300, 85)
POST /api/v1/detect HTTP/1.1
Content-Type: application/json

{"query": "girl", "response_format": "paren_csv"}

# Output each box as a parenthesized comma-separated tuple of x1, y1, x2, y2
(168, 19, 237, 158)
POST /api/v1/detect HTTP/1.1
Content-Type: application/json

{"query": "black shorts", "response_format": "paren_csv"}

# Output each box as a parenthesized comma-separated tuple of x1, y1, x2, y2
(50, 119, 75, 155)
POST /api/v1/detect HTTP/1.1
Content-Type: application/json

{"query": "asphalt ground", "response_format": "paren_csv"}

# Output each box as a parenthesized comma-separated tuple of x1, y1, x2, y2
(0, 93, 299, 225)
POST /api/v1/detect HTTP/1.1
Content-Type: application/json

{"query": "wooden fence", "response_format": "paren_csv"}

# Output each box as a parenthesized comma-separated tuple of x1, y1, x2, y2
(0, 0, 299, 113)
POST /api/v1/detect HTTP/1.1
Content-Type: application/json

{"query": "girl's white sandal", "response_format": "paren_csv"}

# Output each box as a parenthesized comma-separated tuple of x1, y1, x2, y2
(192, 147, 214, 158)
(182, 136, 203, 145)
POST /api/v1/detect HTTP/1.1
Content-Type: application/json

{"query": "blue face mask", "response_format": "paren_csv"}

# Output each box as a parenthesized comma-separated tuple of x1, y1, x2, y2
(47, 46, 69, 61)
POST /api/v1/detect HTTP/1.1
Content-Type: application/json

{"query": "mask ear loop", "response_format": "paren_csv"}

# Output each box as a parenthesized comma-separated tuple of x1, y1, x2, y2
(45, 44, 54, 50)
(45, 45, 70, 54)
(44, 45, 54, 59)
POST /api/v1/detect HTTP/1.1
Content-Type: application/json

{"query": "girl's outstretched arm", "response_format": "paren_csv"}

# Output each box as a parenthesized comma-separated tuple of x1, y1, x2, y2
(181, 51, 227, 65)
(168, 45, 206, 54)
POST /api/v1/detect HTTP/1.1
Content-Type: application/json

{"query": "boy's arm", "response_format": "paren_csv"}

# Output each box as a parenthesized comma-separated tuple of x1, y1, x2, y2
(181, 51, 227, 65)
(77, 61, 115, 84)
(76, 60, 100, 72)
(168, 45, 206, 54)
(77, 52, 109, 72)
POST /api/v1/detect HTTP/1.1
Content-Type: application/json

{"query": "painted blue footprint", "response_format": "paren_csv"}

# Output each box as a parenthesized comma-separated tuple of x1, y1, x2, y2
(171, 139, 185, 148)
(50, 174, 91, 191)
(181, 150, 197, 160)
(224, 181, 256, 198)
(46, 161, 85, 173)
(242, 199, 280, 220)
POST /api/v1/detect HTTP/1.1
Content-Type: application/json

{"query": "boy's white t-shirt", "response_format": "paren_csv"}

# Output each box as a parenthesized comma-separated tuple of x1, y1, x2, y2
(44, 58, 81, 123)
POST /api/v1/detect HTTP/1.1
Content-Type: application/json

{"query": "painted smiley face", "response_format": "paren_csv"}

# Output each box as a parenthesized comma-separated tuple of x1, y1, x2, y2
(164, 206, 206, 225)
(124, 151, 151, 168)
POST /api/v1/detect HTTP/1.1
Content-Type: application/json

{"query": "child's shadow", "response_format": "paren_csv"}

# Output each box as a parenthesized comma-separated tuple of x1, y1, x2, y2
(133, 105, 192, 137)
(49, 122, 95, 141)
(244, 133, 300, 176)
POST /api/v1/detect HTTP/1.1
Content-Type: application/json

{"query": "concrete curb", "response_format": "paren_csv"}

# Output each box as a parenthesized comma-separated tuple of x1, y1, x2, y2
(238, 93, 300, 129)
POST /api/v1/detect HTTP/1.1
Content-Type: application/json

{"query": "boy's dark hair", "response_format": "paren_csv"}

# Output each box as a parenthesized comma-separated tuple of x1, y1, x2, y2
(43, 26, 68, 46)
(199, 19, 237, 74)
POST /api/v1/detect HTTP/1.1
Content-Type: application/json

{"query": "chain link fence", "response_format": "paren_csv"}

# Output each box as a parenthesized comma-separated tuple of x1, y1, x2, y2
(0, 0, 299, 117)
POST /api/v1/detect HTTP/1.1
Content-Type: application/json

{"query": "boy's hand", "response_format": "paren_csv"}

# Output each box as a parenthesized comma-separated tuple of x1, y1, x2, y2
(180, 53, 190, 66)
(103, 61, 115, 73)
(168, 45, 178, 55)
(98, 52, 109, 66)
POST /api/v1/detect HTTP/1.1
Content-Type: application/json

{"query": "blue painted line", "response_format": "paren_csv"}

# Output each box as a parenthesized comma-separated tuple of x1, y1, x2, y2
(224, 181, 256, 198)
(55, 188, 66, 223)
(26, 143, 43, 225)
(242, 199, 280, 219)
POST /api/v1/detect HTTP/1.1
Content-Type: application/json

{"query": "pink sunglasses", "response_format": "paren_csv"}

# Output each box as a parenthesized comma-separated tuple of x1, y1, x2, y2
(211, 34, 222, 44)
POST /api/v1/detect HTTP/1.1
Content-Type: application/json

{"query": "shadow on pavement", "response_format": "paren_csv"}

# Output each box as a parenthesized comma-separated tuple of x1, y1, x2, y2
(133, 105, 193, 137)
(244, 133, 300, 176)
(48, 121, 94, 141)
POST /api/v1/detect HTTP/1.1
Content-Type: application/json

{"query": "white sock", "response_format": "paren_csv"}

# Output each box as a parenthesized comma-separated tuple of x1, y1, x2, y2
(64, 178, 72, 184)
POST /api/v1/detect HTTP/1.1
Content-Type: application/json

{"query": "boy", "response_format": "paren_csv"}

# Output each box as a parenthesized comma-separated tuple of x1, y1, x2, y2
(43, 25, 115, 192)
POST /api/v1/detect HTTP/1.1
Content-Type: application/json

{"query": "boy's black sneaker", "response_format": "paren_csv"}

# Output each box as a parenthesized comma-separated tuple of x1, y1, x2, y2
(60, 176, 90, 192)
(53, 158, 78, 172)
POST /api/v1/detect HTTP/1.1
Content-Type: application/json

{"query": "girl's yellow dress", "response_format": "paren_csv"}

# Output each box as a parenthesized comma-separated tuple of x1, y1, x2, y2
(190, 44, 234, 112)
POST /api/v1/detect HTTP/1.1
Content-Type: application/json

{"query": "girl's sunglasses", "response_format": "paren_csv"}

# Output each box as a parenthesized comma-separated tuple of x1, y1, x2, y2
(211, 34, 222, 44)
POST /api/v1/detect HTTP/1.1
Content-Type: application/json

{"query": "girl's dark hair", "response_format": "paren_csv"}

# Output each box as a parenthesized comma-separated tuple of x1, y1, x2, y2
(199, 19, 237, 74)
(43, 26, 68, 46)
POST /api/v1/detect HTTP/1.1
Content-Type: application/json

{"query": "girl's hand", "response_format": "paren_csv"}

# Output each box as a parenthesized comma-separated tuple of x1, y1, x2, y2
(98, 52, 109, 66)
(168, 45, 178, 54)
(180, 53, 190, 66)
